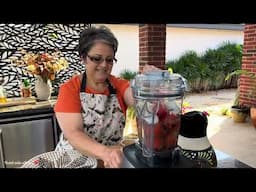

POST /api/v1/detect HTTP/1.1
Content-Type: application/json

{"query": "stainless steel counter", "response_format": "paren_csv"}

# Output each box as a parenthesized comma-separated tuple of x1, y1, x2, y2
(0, 97, 59, 168)
(0, 97, 56, 119)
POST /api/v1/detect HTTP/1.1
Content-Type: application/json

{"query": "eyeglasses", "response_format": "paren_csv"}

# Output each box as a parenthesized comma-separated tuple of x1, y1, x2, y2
(87, 55, 117, 65)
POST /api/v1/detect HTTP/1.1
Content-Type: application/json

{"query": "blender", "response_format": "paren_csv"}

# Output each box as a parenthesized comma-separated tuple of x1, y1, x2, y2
(122, 70, 187, 168)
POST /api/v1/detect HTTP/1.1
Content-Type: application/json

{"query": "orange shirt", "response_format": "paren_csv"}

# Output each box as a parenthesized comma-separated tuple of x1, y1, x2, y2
(54, 74, 130, 115)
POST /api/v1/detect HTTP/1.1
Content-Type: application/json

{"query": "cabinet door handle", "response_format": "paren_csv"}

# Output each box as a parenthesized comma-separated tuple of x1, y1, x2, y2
(0, 129, 6, 168)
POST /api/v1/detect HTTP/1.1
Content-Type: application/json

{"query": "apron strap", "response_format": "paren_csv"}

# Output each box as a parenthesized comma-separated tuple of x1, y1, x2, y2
(80, 72, 116, 94)
(106, 78, 116, 94)
(80, 72, 87, 92)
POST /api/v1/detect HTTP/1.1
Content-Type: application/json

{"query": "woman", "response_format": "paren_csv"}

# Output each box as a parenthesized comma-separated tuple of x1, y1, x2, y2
(54, 25, 159, 168)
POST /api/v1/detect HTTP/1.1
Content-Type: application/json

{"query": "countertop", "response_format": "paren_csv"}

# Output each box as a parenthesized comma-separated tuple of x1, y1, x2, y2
(123, 143, 253, 168)
(0, 97, 56, 119)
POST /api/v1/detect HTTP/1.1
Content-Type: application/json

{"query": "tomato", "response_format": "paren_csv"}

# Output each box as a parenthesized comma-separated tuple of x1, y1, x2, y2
(156, 103, 168, 120)
(152, 122, 164, 150)
(169, 112, 178, 120)
(154, 136, 165, 151)
(165, 134, 177, 149)
(154, 122, 163, 137)
(162, 113, 180, 132)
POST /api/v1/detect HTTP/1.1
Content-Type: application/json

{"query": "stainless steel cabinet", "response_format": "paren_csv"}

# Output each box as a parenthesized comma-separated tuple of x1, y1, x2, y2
(0, 114, 58, 168)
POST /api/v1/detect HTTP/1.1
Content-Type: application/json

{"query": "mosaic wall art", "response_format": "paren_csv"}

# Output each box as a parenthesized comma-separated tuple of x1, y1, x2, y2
(0, 24, 91, 97)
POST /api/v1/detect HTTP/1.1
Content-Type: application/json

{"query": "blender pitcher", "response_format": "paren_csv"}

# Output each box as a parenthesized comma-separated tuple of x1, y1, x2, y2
(131, 70, 186, 167)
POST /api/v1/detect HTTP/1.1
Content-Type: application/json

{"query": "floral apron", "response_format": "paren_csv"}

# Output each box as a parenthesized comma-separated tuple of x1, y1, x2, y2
(55, 72, 126, 151)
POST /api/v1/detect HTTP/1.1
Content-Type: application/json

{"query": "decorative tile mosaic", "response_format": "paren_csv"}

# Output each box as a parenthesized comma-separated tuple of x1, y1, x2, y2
(0, 24, 90, 97)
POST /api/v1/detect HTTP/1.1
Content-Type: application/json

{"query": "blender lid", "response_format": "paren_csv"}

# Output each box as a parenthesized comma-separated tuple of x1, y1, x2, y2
(131, 70, 186, 98)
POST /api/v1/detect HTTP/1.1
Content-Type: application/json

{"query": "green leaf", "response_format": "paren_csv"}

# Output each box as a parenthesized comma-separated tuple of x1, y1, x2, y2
(225, 69, 255, 81)
(50, 33, 58, 39)
(23, 79, 30, 87)
(119, 69, 137, 80)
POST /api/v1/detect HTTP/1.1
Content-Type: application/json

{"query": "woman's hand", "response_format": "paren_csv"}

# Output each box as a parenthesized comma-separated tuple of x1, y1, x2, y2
(142, 64, 161, 74)
(124, 64, 162, 108)
(102, 145, 123, 168)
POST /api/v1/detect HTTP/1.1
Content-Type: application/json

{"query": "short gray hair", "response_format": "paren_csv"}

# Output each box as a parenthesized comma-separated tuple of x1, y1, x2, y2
(78, 25, 118, 58)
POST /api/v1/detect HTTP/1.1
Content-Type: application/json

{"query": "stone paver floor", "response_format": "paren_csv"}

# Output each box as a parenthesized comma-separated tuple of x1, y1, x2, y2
(185, 88, 256, 168)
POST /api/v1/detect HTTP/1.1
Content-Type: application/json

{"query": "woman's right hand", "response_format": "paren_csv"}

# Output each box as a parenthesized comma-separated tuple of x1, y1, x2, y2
(142, 64, 161, 74)
(101, 145, 123, 168)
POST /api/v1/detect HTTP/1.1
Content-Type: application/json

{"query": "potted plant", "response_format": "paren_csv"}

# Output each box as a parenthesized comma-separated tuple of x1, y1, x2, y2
(250, 105, 256, 128)
(225, 69, 255, 122)
(12, 49, 68, 101)
(21, 79, 32, 98)
(247, 78, 256, 128)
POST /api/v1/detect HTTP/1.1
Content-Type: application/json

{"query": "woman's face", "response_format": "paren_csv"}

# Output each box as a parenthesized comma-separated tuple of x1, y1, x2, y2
(84, 42, 115, 83)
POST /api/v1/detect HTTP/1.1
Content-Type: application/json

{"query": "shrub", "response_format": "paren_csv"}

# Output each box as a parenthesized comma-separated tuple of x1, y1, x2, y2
(119, 69, 137, 80)
(166, 41, 242, 92)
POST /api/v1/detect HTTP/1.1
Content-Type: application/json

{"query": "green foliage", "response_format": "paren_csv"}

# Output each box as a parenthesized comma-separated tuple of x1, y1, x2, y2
(225, 69, 256, 106)
(225, 69, 255, 81)
(119, 69, 138, 80)
(22, 79, 30, 87)
(217, 42, 243, 73)
(167, 50, 202, 81)
(126, 106, 136, 119)
(166, 41, 243, 92)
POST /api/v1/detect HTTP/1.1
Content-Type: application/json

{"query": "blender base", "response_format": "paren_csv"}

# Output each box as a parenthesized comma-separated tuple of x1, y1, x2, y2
(122, 143, 196, 168)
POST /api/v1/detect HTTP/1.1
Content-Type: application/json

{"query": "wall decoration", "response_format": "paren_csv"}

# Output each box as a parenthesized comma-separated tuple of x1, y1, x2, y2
(0, 24, 91, 97)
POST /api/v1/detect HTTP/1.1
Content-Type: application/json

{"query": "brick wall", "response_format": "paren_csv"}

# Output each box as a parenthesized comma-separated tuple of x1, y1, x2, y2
(139, 24, 166, 72)
(240, 24, 256, 107)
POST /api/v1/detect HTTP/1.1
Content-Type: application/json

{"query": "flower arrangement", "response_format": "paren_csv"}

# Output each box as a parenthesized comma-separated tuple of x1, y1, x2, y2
(182, 101, 193, 114)
(182, 101, 209, 116)
(12, 49, 68, 83)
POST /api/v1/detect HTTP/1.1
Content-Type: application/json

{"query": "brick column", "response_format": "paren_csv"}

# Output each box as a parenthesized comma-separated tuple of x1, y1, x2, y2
(240, 24, 256, 106)
(139, 24, 166, 72)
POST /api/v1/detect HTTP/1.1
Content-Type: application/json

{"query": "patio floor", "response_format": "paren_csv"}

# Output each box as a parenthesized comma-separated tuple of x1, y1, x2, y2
(185, 88, 256, 168)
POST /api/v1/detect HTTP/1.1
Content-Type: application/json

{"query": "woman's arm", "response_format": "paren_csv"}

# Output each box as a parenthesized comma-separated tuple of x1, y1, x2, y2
(123, 86, 134, 107)
(56, 112, 123, 168)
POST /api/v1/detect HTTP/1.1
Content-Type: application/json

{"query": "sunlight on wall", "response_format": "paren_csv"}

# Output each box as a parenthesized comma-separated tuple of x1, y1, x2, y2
(94, 24, 139, 76)
(94, 24, 243, 76)
(166, 27, 244, 61)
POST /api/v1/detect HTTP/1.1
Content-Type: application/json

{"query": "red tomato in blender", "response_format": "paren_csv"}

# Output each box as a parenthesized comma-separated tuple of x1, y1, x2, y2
(162, 113, 180, 132)
(161, 113, 180, 149)
(165, 134, 177, 149)
(156, 103, 168, 120)
(147, 122, 165, 151)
